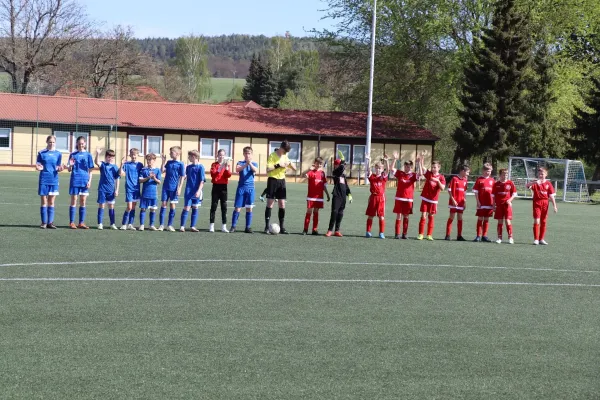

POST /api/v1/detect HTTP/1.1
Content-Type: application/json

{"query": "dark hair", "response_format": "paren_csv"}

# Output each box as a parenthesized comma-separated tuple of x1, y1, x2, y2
(404, 160, 414, 167)
(459, 164, 470, 172)
(315, 157, 324, 164)
(280, 140, 292, 153)
(105, 149, 116, 157)
(243, 146, 253, 153)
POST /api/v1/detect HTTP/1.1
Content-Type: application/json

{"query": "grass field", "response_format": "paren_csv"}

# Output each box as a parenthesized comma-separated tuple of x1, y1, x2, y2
(209, 77, 246, 103)
(1, 171, 599, 399)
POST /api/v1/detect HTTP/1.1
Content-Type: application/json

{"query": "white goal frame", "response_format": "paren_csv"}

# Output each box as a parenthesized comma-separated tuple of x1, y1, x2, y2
(508, 157, 590, 203)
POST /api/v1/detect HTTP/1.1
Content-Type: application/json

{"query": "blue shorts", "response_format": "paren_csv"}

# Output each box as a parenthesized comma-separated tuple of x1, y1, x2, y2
(161, 189, 179, 204)
(184, 195, 201, 208)
(125, 191, 141, 203)
(97, 190, 116, 204)
(234, 186, 255, 209)
(69, 186, 89, 196)
(140, 197, 158, 210)
(39, 184, 59, 196)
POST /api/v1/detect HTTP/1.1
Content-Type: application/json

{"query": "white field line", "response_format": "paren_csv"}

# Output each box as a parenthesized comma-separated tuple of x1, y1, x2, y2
(0, 259, 598, 275)
(0, 277, 599, 287)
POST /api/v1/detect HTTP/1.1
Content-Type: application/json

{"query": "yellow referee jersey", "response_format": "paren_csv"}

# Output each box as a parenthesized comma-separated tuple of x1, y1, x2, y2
(266, 151, 290, 179)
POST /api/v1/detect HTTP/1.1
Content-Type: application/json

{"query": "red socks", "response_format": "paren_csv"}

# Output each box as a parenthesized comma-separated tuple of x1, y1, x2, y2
(427, 215, 435, 236)
(497, 223, 503, 239)
(403, 218, 409, 235)
(540, 221, 546, 240)
(506, 224, 513, 237)
(533, 223, 540, 240)
(482, 220, 489, 236)
(366, 218, 373, 232)
(304, 212, 311, 231)
(457, 220, 463, 236)
(418, 217, 426, 235)
(446, 219, 452, 237)
(476, 220, 482, 236)
(395, 220, 401, 235)
(313, 212, 319, 231)
(379, 219, 385, 234)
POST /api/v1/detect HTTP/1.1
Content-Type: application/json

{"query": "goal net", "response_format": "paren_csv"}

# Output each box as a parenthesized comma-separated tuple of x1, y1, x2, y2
(508, 157, 590, 202)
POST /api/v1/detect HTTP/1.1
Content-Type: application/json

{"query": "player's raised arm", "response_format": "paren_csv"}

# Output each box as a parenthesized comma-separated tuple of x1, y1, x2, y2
(390, 151, 399, 175)
(365, 154, 371, 179)
(94, 148, 103, 168)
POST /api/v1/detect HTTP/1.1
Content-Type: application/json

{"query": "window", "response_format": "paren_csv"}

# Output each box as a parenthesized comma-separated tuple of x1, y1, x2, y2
(353, 145, 366, 165)
(71, 132, 89, 152)
(147, 136, 162, 155)
(269, 141, 301, 162)
(336, 144, 350, 163)
(218, 139, 233, 157)
(0, 128, 10, 150)
(53, 131, 70, 152)
(129, 135, 144, 155)
(201, 138, 215, 158)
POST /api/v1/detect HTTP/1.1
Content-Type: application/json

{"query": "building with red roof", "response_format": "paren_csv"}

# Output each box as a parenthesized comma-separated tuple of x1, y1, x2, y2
(0, 93, 438, 178)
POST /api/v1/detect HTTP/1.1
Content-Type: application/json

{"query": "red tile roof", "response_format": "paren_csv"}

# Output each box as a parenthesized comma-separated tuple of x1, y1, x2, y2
(0, 93, 438, 142)
(54, 85, 166, 102)
(219, 100, 263, 109)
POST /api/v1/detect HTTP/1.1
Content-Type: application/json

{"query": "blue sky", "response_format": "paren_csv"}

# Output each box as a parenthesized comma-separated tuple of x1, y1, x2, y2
(78, 0, 335, 38)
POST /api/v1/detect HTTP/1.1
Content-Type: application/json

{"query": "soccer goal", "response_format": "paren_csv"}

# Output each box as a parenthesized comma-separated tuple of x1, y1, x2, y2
(508, 157, 590, 202)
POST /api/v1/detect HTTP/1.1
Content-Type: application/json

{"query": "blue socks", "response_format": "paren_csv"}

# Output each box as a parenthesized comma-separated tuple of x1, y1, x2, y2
(47, 207, 54, 224)
(140, 209, 146, 226)
(41, 206, 48, 224)
(246, 211, 253, 229)
(149, 211, 156, 226)
(97, 208, 104, 224)
(180, 210, 189, 227)
(69, 206, 76, 224)
(160, 207, 167, 226)
(122, 210, 130, 226)
(79, 207, 86, 225)
(231, 210, 240, 228)
(129, 210, 136, 225)
(168, 209, 176, 227)
(109, 209, 115, 225)
(190, 208, 198, 227)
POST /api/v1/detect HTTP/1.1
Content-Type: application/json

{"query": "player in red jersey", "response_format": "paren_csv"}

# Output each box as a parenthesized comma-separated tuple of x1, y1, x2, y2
(391, 151, 420, 239)
(417, 158, 446, 240)
(209, 149, 232, 233)
(303, 157, 330, 235)
(493, 168, 517, 244)
(445, 164, 470, 241)
(473, 163, 495, 242)
(526, 167, 558, 245)
(365, 154, 390, 239)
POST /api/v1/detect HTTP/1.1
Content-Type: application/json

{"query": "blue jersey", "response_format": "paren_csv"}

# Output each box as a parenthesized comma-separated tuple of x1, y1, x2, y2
(163, 160, 186, 191)
(37, 149, 62, 185)
(123, 161, 143, 193)
(69, 151, 94, 188)
(98, 162, 121, 193)
(141, 167, 162, 199)
(237, 161, 258, 188)
(184, 164, 205, 195)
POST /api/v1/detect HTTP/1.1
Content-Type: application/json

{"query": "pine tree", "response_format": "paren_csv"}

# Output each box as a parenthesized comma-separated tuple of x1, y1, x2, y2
(241, 54, 280, 108)
(571, 77, 600, 184)
(453, 0, 532, 170)
(242, 53, 261, 102)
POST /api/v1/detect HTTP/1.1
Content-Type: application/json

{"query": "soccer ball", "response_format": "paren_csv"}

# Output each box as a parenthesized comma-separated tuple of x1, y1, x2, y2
(269, 223, 280, 235)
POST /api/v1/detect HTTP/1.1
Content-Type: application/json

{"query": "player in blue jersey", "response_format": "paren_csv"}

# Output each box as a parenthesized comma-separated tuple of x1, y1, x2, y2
(94, 148, 121, 230)
(67, 136, 94, 229)
(119, 148, 143, 230)
(138, 153, 162, 231)
(159, 146, 186, 232)
(230, 146, 259, 233)
(180, 150, 205, 232)
(36, 135, 65, 229)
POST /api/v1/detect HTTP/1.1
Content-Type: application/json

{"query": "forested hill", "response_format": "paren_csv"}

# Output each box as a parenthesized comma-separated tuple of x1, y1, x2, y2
(136, 35, 318, 78)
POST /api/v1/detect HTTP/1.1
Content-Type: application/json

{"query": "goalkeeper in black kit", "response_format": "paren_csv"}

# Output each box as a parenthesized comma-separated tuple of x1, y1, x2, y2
(325, 152, 353, 237)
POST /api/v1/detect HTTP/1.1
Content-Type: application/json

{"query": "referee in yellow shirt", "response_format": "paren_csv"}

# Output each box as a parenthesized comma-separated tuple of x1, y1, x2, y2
(264, 140, 292, 234)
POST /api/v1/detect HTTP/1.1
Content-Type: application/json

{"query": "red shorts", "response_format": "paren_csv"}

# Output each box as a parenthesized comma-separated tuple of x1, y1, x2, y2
(420, 200, 438, 215)
(476, 207, 494, 218)
(533, 201, 549, 221)
(393, 200, 413, 215)
(448, 199, 466, 214)
(366, 195, 386, 217)
(494, 203, 513, 220)
(306, 199, 324, 209)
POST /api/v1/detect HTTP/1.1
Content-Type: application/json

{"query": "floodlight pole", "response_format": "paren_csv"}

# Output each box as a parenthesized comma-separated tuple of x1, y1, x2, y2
(365, 0, 377, 184)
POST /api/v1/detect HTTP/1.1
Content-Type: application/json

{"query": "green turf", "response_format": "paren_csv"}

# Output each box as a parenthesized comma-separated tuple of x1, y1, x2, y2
(208, 77, 246, 103)
(0, 171, 599, 399)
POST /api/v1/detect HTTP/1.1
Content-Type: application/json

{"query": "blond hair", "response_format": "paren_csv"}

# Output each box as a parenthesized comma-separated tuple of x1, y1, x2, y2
(188, 150, 200, 159)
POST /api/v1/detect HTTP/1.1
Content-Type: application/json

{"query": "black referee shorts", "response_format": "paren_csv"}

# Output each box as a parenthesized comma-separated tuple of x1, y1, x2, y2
(266, 177, 286, 200)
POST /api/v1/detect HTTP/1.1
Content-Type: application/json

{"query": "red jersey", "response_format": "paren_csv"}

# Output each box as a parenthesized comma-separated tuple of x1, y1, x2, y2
(448, 175, 468, 203)
(493, 180, 516, 205)
(473, 176, 495, 208)
(394, 170, 417, 202)
(369, 174, 388, 196)
(420, 170, 446, 203)
(530, 180, 555, 204)
(306, 169, 327, 200)
(210, 162, 232, 184)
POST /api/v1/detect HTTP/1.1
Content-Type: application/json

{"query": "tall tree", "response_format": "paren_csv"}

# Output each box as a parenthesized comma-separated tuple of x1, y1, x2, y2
(242, 54, 279, 108)
(175, 34, 212, 102)
(242, 53, 261, 102)
(453, 0, 533, 169)
(570, 77, 600, 184)
(0, 0, 94, 94)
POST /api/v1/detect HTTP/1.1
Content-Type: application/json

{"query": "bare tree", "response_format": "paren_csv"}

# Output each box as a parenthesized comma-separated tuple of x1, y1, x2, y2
(175, 34, 212, 102)
(0, 0, 94, 94)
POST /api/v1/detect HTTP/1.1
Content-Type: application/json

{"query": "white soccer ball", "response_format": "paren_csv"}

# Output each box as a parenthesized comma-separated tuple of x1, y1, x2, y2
(269, 223, 280, 235)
